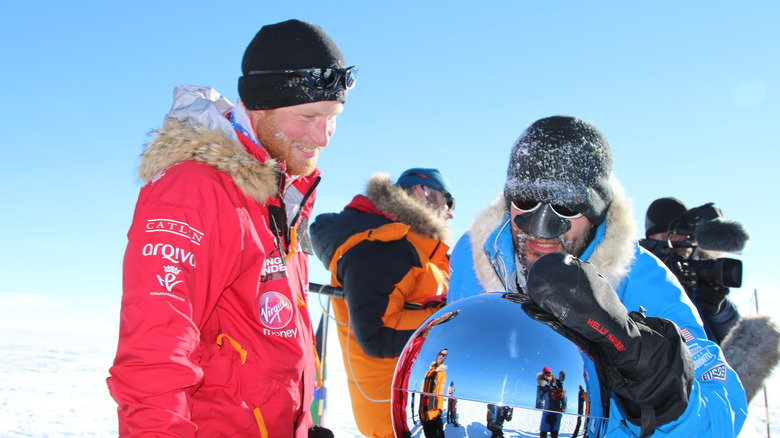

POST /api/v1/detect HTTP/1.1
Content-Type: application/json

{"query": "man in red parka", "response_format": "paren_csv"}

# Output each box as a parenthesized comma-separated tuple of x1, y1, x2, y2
(107, 19, 355, 438)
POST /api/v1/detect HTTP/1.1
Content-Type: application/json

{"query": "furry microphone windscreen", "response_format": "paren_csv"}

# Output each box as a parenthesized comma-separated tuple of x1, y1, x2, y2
(721, 315, 780, 402)
(694, 218, 751, 253)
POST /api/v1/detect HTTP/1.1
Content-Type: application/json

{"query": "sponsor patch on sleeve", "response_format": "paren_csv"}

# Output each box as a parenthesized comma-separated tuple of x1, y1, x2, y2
(689, 343, 717, 370)
(701, 362, 727, 381)
(145, 218, 204, 245)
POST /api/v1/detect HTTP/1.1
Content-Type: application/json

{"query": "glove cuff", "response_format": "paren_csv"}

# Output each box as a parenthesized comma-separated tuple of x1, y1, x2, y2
(606, 316, 694, 436)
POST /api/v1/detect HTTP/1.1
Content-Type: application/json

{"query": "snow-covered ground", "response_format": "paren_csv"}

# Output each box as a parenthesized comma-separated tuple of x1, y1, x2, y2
(0, 305, 777, 437)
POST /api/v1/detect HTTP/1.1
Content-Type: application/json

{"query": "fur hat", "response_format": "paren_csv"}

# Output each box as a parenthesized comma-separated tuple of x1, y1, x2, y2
(238, 19, 348, 110)
(644, 197, 689, 237)
(504, 116, 613, 226)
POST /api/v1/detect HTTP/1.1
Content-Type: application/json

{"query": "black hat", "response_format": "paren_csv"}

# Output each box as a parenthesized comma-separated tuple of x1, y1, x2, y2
(504, 116, 614, 226)
(238, 19, 347, 110)
(645, 197, 688, 237)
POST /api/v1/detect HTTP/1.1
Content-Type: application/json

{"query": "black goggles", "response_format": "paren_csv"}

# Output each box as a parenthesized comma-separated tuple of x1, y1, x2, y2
(246, 66, 358, 90)
(445, 195, 455, 211)
(511, 200, 582, 219)
(421, 186, 455, 211)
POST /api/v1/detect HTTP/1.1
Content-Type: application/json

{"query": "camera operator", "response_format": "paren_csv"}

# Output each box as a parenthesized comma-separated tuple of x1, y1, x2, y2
(639, 197, 747, 343)
(640, 197, 780, 403)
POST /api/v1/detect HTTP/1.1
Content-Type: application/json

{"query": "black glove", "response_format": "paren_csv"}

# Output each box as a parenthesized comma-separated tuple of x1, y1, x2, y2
(522, 253, 694, 438)
(309, 425, 334, 438)
(693, 284, 729, 315)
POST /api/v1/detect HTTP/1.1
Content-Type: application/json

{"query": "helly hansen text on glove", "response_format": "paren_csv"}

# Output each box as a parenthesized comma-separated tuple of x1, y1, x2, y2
(521, 253, 694, 438)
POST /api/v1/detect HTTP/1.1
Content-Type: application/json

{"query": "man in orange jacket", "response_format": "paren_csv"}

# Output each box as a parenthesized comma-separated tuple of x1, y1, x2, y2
(419, 348, 449, 438)
(311, 168, 454, 437)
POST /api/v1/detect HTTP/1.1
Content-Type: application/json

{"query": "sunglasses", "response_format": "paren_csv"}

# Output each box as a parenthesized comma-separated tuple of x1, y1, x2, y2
(246, 66, 358, 90)
(421, 186, 455, 211)
(511, 200, 582, 219)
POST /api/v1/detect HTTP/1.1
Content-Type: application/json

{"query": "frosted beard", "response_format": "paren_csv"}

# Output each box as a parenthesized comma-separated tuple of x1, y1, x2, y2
(512, 228, 592, 292)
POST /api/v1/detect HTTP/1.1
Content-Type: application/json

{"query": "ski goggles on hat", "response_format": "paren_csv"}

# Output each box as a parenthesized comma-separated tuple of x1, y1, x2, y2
(246, 66, 358, 90)
(511, 200, 582, 219)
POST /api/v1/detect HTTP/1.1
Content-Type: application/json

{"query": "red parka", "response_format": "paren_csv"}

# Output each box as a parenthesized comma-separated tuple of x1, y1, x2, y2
(107, 88, 318, 437)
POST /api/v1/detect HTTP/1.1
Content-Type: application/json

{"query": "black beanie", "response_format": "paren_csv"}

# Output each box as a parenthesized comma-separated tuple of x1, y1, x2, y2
(504, 116, 614, 226)
(238, 19, 347, 110)
(645, 197, 689, 237)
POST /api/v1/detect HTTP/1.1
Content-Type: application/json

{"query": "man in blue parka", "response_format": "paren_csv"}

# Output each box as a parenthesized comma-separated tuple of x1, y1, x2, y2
(448, 116, 747, 437)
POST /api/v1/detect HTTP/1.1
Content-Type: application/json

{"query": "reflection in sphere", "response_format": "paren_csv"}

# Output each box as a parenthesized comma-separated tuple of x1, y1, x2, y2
(391, 292, 605, 437)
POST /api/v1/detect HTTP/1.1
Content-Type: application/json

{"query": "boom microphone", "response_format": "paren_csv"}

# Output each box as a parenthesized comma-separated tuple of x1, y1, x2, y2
(693, 217, 750, 253)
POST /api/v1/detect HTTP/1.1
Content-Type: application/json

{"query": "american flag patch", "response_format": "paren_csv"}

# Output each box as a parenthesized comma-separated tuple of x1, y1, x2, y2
(680, 328, 695, 343)
(701, 363, 727, 381)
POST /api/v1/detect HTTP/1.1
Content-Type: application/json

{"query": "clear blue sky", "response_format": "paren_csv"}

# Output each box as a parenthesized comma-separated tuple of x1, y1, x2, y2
(1, 1, 778, 333)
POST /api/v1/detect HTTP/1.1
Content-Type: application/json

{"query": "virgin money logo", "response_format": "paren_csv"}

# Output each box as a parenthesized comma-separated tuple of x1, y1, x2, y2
(258, 291, 293, 330)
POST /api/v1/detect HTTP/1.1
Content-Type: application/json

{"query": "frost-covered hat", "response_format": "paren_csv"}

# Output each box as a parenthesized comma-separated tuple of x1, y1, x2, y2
(645, 197, 688, 237)
(504, 116, 614, 226)
(238, 19, 349, 110)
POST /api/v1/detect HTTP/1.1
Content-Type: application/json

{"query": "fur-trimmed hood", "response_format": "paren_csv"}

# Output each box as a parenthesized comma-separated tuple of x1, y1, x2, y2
(311, 172, 451, 270)
(140, 119, 278, 204)
(467, 178, 636, 291)
(365, 173, 451, 245)
(462, 178, 780, 404)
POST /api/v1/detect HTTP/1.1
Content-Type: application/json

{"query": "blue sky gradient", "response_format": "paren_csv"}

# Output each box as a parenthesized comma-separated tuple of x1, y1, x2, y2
(1, 1, 778, 333)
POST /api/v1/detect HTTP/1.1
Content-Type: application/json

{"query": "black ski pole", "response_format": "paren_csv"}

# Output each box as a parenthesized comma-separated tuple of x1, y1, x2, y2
(309, 282, 345, 300)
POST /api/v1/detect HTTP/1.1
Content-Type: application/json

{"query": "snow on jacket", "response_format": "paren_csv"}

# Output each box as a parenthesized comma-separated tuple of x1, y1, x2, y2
(310, 173, 450, 438)
(107, 86, 318, 438)
(448, 183, 748, 437)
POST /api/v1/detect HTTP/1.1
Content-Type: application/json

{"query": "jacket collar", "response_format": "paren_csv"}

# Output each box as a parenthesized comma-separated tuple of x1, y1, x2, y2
(362, 173, 451, 245)
(139, 119, 279, 204)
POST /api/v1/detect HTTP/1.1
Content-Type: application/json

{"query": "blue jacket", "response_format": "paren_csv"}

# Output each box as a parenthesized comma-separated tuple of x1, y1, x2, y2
(449, 189, 747, 437)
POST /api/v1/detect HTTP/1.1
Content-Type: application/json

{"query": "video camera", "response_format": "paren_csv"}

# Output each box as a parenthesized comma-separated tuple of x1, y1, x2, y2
(676, 257, 743, 289)
(641, 202, 749, 290)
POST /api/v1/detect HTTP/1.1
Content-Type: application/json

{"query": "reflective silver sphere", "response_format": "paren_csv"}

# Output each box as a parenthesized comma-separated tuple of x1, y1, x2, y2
(391, 292, 605, 437)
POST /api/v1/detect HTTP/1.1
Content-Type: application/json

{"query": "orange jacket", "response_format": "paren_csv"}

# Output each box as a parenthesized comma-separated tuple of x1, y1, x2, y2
(310, 174, 450, 438)
(419, 362, 448, 421)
